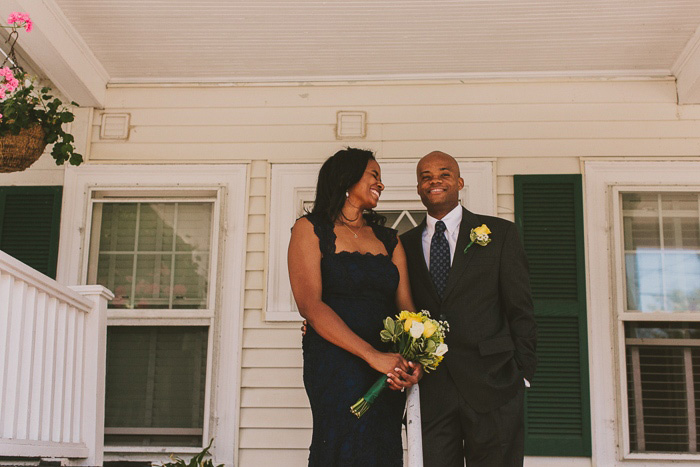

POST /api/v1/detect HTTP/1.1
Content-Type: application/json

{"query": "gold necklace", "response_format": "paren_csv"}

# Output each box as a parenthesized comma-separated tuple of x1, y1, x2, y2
(342, 222, 363, 239)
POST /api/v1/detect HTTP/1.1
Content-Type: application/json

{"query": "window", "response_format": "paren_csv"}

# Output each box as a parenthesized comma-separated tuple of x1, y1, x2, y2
(620, 192, 700, 454)
(267, 161, 494, 321)
(86, 194, 217, 447)
(87, 200, 213, 310)
(584, 160, 700, 464)
(58, 165, 247, 463)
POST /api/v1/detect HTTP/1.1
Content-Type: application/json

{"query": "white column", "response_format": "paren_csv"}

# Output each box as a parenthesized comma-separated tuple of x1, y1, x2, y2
(69, 285, 113, 467)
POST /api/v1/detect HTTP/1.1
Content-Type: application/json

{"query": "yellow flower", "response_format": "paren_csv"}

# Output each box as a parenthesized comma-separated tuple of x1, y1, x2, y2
(404, 316, 416, 332)
(398, 310, 411, 321)
(423, 320, 437, 338)
(473, 224, 491, 236)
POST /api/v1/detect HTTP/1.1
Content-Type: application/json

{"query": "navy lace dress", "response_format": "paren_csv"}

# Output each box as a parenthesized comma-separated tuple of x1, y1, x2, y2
(302, 213, 405, 467)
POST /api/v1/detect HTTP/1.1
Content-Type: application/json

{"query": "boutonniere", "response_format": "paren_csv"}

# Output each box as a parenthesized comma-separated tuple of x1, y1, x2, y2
(464, 224, 491, 253)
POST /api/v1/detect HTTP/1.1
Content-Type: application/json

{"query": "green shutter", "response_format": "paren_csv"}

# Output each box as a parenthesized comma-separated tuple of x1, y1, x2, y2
(0, 186, 62, 279)
(514, 175, 591, 457)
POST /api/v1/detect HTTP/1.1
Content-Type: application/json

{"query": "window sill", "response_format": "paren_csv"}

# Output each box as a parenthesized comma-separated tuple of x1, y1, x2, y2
(623, 452, 700, 461)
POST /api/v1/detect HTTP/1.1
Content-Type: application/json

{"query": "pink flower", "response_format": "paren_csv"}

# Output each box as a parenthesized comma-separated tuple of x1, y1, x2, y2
(0, 114, 3, 120)
(0, 88, 5, 100)
(0, 68, 18, 93)
(7, 12, 32, 32)
(5, 78, 18, 92)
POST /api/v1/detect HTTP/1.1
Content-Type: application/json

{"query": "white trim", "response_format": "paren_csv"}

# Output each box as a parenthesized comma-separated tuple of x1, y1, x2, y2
(58, 164, 248, 467)
(0, 0, 108, 107)
(107, 70, 673, 86)
(0, 251, 92, 312)
(673, 22, 700, 104)
(266, 160, 494, 321)
(0, 439, 88, 458)
(584, 160, 700, 466)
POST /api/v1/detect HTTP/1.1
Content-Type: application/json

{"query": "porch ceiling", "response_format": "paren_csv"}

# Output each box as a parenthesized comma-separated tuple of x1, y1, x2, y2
(7, 1, 700, 104)
(51, 0, 700, 83)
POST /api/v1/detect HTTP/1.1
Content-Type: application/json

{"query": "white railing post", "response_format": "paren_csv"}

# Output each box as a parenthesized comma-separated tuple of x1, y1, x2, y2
(406, 384, 423, 467)
(69, 286, 113, 467)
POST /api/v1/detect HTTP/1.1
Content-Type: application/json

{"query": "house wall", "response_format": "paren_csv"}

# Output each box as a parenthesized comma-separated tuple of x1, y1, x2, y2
(5, 78, 700, 465)
(90, 78, 700, 466)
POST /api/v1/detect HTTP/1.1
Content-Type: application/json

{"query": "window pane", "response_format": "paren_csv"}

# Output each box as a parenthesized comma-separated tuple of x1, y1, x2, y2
(380, 210, 426, 235)
(622, 193, 700, 312)
(89, 202, 213, 309)
(625, 322, 700, 453)
(105, 326, 208, 447)
(138, 203, 175, 252)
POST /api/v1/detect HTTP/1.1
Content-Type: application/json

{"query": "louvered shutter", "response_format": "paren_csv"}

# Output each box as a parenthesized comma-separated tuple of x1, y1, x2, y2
(514, 175, 591, 456)
(0, 186, 62, 279)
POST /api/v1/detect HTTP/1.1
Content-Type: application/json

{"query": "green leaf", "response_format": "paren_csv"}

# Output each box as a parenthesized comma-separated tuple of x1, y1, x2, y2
(59, 111, 74, 123)
(380, 330, 393, 342)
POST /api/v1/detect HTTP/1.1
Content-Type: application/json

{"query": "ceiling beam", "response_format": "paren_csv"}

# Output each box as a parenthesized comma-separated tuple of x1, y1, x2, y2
(673, 23, 700, 105)
(0, 0, 108, 107)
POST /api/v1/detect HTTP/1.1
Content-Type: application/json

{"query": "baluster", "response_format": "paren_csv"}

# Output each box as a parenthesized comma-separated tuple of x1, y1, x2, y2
(29, 291, 48, 440)
(3, 278, 27, 439)
(41, 296, 58, 441)
(0, 273, 13, 433)
(62, 307, 77, 443)
(51, 302, 67, 442)
(72, 311, 86, 443)
(16, 285, 37, 439)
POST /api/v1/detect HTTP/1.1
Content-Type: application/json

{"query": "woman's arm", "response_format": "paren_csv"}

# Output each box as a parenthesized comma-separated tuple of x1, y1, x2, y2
(392, 237, 417, 314)
(288, 217, 409, 376)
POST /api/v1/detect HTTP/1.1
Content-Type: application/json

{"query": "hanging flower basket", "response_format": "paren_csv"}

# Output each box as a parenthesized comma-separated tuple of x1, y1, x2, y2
(0, 124, 46, 172)
(0, 12, 82, 173)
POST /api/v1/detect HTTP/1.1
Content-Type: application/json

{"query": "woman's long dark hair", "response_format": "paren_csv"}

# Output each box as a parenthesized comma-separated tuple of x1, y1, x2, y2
(310, 147, 386, 226)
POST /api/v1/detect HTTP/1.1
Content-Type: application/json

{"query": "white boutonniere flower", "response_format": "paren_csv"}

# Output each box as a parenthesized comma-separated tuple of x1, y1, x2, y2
(464, 224, 491, 253)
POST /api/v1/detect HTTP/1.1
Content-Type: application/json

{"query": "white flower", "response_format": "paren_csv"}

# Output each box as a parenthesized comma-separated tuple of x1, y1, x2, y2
(409, 321, 425, 339)
(435, 343, 448, 356)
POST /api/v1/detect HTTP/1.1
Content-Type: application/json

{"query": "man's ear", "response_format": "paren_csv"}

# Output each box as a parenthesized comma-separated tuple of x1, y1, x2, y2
(458, 177, 465, 191)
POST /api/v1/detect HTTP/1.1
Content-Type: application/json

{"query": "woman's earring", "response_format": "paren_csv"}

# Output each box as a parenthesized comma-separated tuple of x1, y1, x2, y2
(345, 191, 349, 198)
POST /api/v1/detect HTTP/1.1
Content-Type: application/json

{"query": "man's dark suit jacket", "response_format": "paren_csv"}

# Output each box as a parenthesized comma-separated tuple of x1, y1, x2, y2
(400, 207, 537, 413)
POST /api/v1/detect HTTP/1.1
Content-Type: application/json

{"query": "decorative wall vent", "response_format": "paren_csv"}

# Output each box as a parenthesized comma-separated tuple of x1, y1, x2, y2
(100, 113, 130, 140)
(336, 111, 366, 139)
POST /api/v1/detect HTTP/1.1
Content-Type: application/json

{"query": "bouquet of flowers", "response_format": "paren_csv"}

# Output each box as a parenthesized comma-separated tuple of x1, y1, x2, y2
(350, 310, 449, 418)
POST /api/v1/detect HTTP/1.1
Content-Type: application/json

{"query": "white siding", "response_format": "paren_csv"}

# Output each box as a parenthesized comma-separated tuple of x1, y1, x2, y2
(51, 78, 700, 465)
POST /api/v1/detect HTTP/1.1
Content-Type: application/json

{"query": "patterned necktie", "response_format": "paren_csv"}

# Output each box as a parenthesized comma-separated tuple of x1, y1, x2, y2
(430, 220, 450, 298)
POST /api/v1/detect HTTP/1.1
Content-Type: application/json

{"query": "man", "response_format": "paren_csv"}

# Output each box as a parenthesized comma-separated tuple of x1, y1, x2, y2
(398, 151, 537, 466)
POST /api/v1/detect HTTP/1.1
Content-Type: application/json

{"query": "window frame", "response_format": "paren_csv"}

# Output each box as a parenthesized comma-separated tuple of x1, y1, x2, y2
(612, 185, 700, 460)
(266, 160, 495, 321)
(58, 164, 248, 464)
(584, 160, 700, 464)
(84, 192, 221, 322)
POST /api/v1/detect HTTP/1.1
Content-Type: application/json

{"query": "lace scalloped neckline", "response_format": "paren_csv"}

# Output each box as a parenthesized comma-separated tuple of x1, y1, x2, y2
(330, 223, 390, 258)
(332, 249, 390, 259)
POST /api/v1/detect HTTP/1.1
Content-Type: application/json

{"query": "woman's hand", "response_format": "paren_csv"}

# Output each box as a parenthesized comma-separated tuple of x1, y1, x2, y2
(366, 349, 409, 374)
(391, 362, 424, 390)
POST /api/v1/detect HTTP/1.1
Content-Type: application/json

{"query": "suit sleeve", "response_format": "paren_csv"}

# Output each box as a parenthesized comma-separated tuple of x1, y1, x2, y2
(499, 222, 537, 381)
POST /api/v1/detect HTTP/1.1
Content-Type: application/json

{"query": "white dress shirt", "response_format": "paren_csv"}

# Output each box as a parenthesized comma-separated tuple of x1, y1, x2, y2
(421, 204, 463, 269)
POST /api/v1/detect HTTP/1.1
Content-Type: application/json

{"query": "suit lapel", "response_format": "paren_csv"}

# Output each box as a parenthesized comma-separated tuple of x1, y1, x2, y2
(405, 219, 441, 304)
(442, 208, 480, 301)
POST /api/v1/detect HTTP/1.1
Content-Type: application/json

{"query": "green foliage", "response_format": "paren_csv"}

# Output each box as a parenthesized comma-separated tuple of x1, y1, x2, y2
(159, 439, 223, 467)
(0, 72, 82, 166)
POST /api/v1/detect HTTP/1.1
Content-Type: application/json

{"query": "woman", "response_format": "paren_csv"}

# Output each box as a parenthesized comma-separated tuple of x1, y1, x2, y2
(288, 148, 421, 466)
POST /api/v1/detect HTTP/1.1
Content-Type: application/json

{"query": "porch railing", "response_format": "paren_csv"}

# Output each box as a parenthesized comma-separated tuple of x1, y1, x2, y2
(0, 250, 113, 465)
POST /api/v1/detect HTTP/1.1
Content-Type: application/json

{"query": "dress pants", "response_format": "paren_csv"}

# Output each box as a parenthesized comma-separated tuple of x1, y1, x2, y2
(420, 367, 525, 467)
